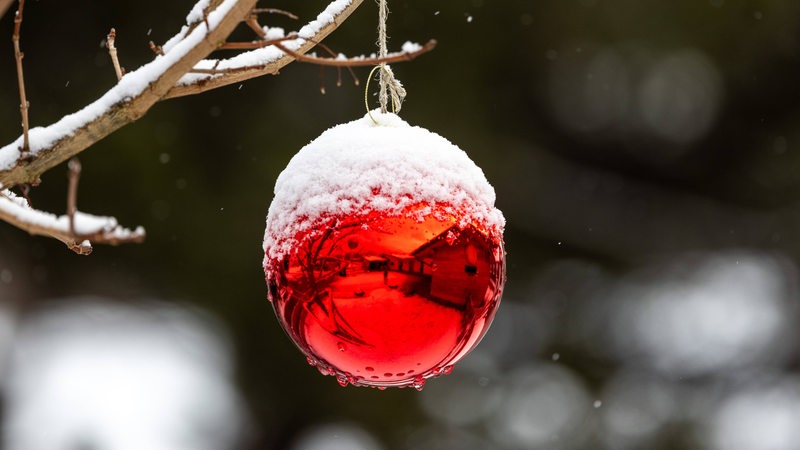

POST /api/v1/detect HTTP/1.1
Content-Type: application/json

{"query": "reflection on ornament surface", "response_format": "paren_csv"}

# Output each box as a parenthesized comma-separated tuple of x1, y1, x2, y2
(266, 204, 505, 389)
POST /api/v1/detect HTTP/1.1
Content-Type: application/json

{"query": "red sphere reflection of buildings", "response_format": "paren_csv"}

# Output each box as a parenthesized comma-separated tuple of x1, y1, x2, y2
(266, 204, 505, 389)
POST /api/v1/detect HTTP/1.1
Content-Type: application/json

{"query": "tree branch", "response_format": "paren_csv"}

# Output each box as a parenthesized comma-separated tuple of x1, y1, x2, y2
(273, 39, 437, 67)
(0, 188, 145, 255)
(0, 0, 369, 188)
(164, 0, 364, 98)
(0, 0, 259, 188)
(0, 0, 435, 252)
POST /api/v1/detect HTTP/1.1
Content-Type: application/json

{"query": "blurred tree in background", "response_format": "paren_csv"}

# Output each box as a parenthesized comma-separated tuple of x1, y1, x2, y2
(2, 1, 800, 449)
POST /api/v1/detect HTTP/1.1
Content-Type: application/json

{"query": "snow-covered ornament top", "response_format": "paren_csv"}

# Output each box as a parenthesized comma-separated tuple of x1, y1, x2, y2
(263, 111, 506, 390)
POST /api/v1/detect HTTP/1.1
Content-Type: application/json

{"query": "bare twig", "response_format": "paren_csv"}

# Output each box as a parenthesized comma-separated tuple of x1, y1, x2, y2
(66, 158, 80, 234)
(273, 39, 437, 67)
(149, 41, 164, 56)
(217, 34, 295, 50)
(245, 14, 267, 37)
(241, 13, 432, 71)
(316, 42, 357, 86)
(106, 28, 124, 80)
(12, 0, 29, 153)
(252, 8, 298, 20)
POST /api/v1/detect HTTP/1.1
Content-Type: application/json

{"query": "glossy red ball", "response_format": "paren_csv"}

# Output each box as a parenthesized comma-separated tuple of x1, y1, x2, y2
(263, 112, 505, 389)
(266, 203, 505, 389)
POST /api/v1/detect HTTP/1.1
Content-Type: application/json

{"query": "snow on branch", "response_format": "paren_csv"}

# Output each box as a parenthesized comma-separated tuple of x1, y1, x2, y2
(165, 0, 365, 98)
(0, 188, 145, 254)
(271, 39, 436, 67)
(0, 0, 434, 253)
(0, 0, 260, 188)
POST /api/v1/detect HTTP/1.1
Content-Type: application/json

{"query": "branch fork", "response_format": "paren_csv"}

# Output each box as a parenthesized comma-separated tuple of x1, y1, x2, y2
(0, 0, 435, 254)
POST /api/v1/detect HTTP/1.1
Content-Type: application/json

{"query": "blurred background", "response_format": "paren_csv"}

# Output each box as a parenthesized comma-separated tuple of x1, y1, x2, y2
(2, 0, 800, 448)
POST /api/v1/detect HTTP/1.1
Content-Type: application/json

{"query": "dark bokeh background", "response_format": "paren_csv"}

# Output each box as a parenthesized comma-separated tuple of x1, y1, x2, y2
(2, 1, 800, 449)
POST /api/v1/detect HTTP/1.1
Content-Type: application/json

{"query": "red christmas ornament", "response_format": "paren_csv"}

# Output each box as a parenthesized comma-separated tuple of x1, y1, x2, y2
(263, 112, 505, 389)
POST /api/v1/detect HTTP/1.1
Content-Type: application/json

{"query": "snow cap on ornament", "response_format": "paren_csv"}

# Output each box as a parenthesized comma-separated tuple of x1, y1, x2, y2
(263, 111, 505, 265)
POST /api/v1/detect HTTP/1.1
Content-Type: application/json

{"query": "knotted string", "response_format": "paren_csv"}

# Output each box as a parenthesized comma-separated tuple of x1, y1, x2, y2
(376, 0, 405, 114)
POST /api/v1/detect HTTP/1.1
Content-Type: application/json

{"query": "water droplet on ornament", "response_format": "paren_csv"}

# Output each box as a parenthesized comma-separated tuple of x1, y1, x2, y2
(337, 342, 347, 352)
(336, 374, 349, 387)
(412, 375, 426, 391)
(365, 366, 375, 372)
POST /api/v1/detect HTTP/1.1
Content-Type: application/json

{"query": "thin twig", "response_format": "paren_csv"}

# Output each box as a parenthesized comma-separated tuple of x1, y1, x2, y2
(217, 35, 296, 49)
(273, 39, 437, 67)
(244, 12, 429, 72)
(67, 158, 80, 234)
(315, 41, 358, 86)
(244, 14, 354, 90)
(106, 28, 124, 80)
(196, 34, 426, 76)
(149, 41, 164, 56)
(245, 14, 267, 37)
(319, 65, 327, 94)
(252, 8, 298, 20)
(13, 0, 30, 153)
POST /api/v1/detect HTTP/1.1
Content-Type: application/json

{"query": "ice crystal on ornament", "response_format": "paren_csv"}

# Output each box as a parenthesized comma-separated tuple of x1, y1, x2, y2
(263, 111, 506, 389)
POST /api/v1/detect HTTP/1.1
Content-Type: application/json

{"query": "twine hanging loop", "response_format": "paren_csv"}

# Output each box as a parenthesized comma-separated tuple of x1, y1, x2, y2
(376, 0, 405, 114)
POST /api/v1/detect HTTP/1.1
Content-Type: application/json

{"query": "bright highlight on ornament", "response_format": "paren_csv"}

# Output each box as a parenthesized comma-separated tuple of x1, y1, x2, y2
(263, 111, 506, 389)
